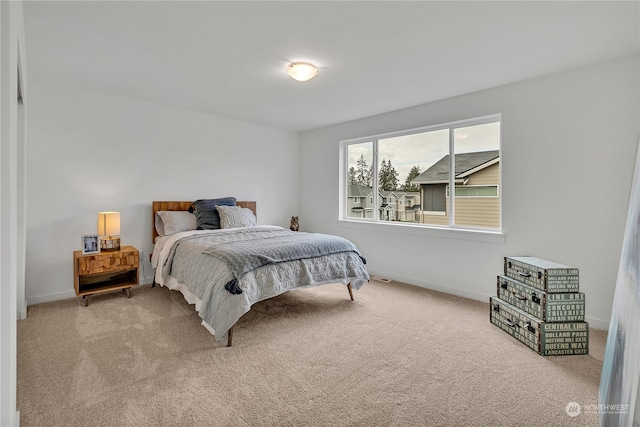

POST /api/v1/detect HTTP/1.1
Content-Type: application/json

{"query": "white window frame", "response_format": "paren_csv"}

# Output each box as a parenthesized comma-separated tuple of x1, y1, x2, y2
(339, 114, 504, 243)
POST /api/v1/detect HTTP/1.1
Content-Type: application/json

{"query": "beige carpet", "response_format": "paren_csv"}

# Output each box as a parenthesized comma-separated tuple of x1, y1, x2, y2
(17, 280, 606, 426)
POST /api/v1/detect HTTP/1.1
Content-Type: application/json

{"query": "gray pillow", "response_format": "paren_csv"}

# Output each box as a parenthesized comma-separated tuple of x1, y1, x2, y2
(193, 197, 237, 230)
(216, 205, 254, 229)
(155, 211, 197, 236)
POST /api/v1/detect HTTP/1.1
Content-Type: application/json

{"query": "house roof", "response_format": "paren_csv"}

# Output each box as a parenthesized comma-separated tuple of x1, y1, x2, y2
(411, 150, 499, 185)
(347, 184, 373, 198)
(380, 190, 404, 198)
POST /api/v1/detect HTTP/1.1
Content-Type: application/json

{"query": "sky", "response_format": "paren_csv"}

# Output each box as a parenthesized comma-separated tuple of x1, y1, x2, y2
(347, 121, 500, 184)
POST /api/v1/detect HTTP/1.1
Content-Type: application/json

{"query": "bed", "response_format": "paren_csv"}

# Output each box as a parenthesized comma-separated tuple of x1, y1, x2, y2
(151, 199, 369, 346)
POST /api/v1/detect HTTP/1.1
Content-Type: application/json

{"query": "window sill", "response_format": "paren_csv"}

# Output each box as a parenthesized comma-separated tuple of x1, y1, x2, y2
(337, 219, 506, 244)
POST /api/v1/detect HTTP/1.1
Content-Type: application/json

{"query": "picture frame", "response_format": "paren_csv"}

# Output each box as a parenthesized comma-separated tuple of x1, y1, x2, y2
(81, 234, 100, 255)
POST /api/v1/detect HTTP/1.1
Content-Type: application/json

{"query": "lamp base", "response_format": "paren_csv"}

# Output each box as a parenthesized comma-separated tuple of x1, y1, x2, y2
(100, 236, 121, 252)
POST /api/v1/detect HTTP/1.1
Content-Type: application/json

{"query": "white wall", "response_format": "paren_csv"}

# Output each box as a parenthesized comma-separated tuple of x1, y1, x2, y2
(1, 0, 27, 425)
(299, 56, 640, 330)
(26, 82, 299, 304)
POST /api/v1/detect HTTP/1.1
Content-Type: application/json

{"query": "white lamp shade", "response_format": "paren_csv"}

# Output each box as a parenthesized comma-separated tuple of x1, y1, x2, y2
(287, 62, 318, 82)
(98, 212, 120, 236)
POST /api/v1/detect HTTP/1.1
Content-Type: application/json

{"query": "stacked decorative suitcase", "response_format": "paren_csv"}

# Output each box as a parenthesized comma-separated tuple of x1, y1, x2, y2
(490, 256, 589, 356)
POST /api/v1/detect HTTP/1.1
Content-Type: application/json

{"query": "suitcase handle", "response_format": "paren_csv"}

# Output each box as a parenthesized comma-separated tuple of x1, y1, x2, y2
(503, 319, 517, 328)
(514, 293, 526, 301)
(518, 272, 532, 278)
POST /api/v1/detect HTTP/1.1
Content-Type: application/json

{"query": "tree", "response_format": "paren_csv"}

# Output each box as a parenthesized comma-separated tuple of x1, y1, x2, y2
(354, 154, 372, 187)
(347, 167, 357, 185)
(379, 159, 399, 191)
(401, 165, 421, 192)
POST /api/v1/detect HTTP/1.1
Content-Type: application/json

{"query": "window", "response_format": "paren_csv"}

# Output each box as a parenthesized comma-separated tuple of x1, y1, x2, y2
(341, 115, 501, 230)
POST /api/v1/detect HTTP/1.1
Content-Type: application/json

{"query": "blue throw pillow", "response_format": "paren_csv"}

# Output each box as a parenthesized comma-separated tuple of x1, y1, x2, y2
(193, 197, 237, 230)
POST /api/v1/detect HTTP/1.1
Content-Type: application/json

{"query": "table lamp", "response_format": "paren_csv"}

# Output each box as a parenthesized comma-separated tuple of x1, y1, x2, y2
(98, 211, 120, 252)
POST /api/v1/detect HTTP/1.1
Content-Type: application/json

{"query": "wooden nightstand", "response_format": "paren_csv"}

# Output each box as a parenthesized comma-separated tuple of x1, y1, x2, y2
(73, 245, 139, 306)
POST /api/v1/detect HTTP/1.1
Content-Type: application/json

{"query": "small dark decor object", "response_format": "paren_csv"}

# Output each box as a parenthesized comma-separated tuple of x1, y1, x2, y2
(290, 216, 299, 231)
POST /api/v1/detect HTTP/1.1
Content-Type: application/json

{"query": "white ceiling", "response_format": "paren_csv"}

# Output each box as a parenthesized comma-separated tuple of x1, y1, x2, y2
(23, 1, 639, 132)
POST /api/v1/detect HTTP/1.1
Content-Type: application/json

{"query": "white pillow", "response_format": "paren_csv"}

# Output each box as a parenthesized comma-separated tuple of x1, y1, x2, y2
(241, 207, 257, 227)
(155, 211, 197, 236)
(216, 205, 254, 229)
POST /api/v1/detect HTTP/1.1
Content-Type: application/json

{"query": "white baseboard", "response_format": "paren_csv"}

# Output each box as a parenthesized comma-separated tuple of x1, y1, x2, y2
(27, 289, 77, 306)
(17, 297, 27, 320)
(140, 275, 154, 286)
(369, 269, 489, 303)
(584, 317, 610, 331)
(367, 270, 610, 331)
(26, 275, 155, 307)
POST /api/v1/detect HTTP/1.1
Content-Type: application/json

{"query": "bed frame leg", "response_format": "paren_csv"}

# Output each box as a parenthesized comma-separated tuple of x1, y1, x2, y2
(227, 326, 234, 347)
(347, 283, 354, 301)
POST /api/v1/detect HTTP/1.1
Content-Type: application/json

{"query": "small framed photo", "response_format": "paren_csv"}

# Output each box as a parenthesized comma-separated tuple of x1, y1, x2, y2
(82, 234, 100, 255)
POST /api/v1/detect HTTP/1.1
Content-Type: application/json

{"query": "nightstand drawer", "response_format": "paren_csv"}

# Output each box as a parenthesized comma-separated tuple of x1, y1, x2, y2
(77, 251, 139, 275)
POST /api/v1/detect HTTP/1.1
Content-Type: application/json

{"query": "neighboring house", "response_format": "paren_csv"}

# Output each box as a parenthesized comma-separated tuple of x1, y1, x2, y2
(380, 190, 421, 221)
(346, 184, 373, 219)
(411, 150, 500, 228)
(396, 193, 421, 222)
(347, 184, 420, 221)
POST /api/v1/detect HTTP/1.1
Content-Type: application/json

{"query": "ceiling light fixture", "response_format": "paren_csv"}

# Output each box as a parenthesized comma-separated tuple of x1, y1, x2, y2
(287, 62, 318, 82)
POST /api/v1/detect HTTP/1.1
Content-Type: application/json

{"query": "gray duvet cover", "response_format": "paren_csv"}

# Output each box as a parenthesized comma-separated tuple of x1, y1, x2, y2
(156, 226, 369, 342)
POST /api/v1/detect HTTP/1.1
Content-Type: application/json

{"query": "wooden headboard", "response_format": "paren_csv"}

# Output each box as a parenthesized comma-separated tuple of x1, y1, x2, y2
(152, 200, 257, 243)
